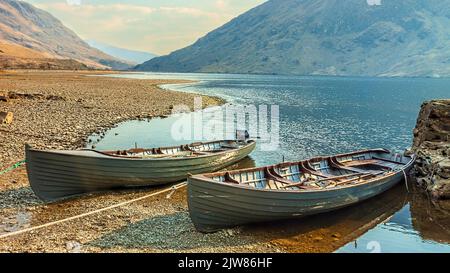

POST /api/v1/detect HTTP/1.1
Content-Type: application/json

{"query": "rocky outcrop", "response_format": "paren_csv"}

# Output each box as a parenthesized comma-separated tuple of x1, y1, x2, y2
(413, 100, 450, 199)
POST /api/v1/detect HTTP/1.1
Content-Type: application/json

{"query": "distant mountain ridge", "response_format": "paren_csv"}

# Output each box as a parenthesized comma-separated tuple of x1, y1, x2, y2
(87, 40, 157, 65)
(0, 0, 131, 70)
(0, 40, 89, 70)
(137, 0, 450, 77)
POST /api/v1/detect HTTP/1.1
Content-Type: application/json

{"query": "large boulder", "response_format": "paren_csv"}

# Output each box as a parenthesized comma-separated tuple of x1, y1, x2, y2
(0, 111, 13, 124)
(412, 100, 450, 199)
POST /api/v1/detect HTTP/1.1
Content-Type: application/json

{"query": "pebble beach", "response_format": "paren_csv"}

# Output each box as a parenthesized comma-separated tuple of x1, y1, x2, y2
(0, 70, 273, 253)
(0, 71, 391, 253)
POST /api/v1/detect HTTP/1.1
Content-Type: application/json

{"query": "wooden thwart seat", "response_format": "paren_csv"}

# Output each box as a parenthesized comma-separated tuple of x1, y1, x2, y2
(266, 167, 322, 190)
(221, 151, 402, 191)
(372, 156, 404, 165)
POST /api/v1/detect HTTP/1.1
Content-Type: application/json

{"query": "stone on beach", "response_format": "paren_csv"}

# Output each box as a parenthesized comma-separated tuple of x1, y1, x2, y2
(0, 92, 8, 102)
(0, 111, 13, 124)
(412, 99, 450, 199)
(7, 91, 45, 100)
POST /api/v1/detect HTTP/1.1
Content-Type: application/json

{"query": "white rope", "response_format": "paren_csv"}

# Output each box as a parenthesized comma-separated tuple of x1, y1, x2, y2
(402, 169, 409, 193)
(0, 182, 187, 240)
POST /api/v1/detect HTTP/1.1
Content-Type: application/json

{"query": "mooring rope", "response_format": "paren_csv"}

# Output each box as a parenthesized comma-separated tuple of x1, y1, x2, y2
(402, 169, 410, 193)
(0, 160, 26, 175)
(0, 182, 187, 240)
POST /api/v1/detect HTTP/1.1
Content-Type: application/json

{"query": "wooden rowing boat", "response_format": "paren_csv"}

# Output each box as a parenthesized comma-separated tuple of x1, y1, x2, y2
(188, 148, 416, 233)
(26, 140, 256, 202)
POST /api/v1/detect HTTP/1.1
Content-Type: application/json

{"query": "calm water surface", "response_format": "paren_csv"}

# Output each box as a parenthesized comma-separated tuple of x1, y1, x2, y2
(91, 72, 450, 253)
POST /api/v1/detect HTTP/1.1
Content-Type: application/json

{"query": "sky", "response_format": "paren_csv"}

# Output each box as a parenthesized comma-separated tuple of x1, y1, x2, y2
(26, 0, 266, 55)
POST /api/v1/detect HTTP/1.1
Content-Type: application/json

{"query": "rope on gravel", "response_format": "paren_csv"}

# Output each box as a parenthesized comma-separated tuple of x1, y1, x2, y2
(0, 160, 26, 175)
(0, 182, 187, 240)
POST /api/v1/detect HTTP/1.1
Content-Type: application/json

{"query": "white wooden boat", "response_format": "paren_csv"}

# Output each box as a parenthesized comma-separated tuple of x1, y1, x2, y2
(188, 149, 416, 232)
(26, 140, 256, 202)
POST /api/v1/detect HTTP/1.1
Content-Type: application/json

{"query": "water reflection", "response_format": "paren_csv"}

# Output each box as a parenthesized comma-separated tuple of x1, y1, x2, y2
(410, 190, 450, 245)
(337, 183, 450, 253)
(222, 156, 256, 171)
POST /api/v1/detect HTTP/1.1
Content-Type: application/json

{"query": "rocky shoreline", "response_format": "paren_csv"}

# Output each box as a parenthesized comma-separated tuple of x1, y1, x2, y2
(413, 100, 450, 199)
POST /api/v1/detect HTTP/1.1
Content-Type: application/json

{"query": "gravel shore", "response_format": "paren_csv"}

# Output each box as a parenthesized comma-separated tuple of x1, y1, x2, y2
(0, 70, 223, 173)
(0, 71, 393, 253)
(0, 71, 281, 253)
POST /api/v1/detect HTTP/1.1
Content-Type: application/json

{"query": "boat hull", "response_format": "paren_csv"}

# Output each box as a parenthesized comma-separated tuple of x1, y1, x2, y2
(188, 154, 415, 233)
(26, 141, 256, 202)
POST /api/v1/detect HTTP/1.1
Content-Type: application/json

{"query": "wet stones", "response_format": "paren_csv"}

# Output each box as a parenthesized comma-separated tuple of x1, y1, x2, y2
(412, 100, 450, 199)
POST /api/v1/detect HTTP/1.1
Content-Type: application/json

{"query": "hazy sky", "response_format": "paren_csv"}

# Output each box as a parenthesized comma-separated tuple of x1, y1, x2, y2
(26, 0, 266, 55)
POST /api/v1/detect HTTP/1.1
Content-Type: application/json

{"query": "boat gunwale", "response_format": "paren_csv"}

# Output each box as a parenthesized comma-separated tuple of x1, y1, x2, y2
(188, 148, 416, 194)
(25, 140, 256, 161)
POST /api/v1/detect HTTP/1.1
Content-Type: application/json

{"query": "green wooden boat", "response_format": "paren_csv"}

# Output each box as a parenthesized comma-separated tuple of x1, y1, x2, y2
(26, 140, 256, 202)
(188, 148, 416, 233)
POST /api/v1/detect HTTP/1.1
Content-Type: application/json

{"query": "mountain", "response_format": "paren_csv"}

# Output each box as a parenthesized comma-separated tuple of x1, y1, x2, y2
(87, 40, 157, 65)
(0, 0, 131, 70)
(0, 40, 89, 69)
(136, 0, 450, 77)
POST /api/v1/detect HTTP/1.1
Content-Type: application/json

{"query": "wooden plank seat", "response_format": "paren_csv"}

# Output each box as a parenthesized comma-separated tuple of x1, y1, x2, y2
(329, 157, 368, 173)
(340, 159, 396, 171)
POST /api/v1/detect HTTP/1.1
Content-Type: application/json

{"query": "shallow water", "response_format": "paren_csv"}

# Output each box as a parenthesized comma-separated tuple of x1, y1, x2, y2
(93, 72, 450, 253)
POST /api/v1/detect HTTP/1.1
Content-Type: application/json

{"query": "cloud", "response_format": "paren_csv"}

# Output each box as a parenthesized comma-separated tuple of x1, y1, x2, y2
(29, 0, 266, 54)
(159, 7, 225, 19)
(41, 2, 224, 17)
(66, 0, 81, 6)
(39, 3, 156, 15)
(215, 0, 228, 10)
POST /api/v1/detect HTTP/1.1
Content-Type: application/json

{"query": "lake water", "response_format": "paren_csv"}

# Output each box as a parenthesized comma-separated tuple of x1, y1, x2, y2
(91, 72, 450, 253)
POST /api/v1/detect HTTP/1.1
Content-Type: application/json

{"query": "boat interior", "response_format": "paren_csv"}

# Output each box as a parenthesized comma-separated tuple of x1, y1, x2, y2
(208, 150, 412, 191)
(101, 140, 252, 158)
